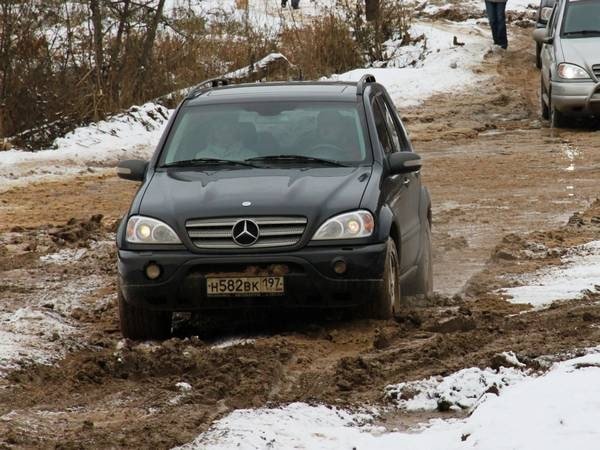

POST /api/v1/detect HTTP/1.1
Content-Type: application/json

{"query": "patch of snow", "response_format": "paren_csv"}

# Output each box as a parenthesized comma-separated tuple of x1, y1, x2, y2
(0, 271, 112, 376)
(0, 307, 75, 375)
(502, 240, 600, 308)
(178, 350, 600, 450)
(0, 102, 171, 192)
(225, 53, 291, 80)
(331, 22, 490, 108)
(174, 402, 379, 450)
(176, 382, 192, 392)
(211, 338, 256, 349)
(40, 248, 87, 264)
(423, 0, 536, 15)
(499, 351, 526, 368)
(385, 366, 527, 412)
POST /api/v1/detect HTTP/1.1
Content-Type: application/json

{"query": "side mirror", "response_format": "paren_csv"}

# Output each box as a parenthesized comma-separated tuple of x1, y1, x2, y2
(388, 152, 422, 175)
(533, 28, 553, 45)
(116, 159, 148, 182)
(532, 28, 546, 43)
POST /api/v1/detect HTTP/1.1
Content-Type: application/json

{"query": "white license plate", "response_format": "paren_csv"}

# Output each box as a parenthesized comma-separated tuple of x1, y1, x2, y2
(206, 276, 284, 297)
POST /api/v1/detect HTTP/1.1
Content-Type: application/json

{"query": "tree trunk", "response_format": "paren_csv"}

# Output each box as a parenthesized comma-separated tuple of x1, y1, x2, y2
(108, 0, 131, 104)
(365, 0, 379, 21)
(89, 0, 104, 118)
(135, 0, 167, 100)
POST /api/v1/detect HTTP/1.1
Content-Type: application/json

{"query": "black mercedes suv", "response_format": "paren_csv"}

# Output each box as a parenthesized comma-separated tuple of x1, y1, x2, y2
(116, 75, 433, 339)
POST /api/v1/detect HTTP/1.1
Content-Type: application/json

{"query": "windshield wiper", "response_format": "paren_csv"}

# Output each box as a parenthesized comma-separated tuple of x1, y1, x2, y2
(246, 155, 348, 167)
(161, 158, 257, 168)
(563, 30, 600, 36)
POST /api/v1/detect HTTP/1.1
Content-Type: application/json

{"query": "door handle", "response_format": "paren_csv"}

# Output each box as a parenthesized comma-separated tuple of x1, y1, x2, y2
(402, 178, 411, 186)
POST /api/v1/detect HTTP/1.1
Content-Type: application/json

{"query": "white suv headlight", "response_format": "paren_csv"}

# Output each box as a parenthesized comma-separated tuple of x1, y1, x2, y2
(557, 63, 590, 80)
(312, 210, 375, 240)
(126, 216, 181, 244)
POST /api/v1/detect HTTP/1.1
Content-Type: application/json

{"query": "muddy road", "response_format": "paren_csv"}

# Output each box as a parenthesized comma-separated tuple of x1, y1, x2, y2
(1, 29, 599, 448)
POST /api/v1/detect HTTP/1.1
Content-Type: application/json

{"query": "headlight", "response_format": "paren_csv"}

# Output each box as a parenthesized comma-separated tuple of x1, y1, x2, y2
(540, 7, 553, 22)
(557, 63, 590, 80)
(312, 210, 375, 240)
(125, 216, 181, 244)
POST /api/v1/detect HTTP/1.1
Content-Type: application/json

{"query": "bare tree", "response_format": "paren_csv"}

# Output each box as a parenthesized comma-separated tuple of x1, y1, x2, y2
(365, 0, 379, 21)
(89, 0, 104, 118)
(135, 0, 166, 98)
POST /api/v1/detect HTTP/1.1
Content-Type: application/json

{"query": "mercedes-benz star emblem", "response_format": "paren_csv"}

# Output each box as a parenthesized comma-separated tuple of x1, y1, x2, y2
(232, 219, 260, 247)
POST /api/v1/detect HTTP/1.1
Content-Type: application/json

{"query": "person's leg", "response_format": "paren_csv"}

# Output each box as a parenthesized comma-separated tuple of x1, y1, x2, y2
(485, 1, 499, 45)
(496, 2, 508, 49)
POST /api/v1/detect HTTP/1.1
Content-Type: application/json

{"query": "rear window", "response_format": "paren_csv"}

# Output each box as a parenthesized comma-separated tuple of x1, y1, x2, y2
(562, 0, 600, 37)
(160, 101, 370, 166)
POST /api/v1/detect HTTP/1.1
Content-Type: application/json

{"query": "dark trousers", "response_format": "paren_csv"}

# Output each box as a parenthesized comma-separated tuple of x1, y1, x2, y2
(485, 1, 508, 49)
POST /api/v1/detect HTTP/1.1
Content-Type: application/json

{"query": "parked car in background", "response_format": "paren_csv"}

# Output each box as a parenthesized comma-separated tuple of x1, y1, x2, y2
(115, 76, 433, 339)
(533, 0, 600, 127)
(535, 0, 557, 68)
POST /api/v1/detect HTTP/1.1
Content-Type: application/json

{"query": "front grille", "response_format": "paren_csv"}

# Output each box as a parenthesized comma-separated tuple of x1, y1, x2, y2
(593, 65, 600, 79)
(186, 216, 307, 249)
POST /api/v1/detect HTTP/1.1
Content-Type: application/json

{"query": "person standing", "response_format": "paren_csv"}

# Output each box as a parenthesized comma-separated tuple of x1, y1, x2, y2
(281, 0, 300, 9)
(485, 0, 508, 49)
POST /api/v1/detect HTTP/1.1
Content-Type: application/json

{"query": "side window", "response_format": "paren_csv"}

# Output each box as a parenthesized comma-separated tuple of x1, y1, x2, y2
(378, 97, 410, 152)
(547, 5, 558, 35)
(371, 97, 394, 154)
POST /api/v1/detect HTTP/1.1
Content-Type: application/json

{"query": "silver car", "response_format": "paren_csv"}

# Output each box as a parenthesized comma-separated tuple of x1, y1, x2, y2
(533, 0, 600, 127)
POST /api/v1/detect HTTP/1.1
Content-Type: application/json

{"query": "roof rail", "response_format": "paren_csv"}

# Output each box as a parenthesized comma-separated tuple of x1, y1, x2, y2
(187, 77, 230, 98)
(356, 74, 376, 96)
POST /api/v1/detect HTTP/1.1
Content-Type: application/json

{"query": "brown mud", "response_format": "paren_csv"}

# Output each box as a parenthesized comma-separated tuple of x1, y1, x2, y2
(0, 27, 599, 449)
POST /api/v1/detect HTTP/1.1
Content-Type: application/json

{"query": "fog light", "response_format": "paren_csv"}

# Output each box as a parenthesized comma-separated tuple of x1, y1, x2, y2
(333, 259, 347, 275)
(145, 263, 162, 280)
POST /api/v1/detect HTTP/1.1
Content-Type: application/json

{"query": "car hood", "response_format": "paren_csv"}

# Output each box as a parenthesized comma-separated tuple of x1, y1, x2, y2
(559, 37, 600, 78)
(139, 166, 373, 234)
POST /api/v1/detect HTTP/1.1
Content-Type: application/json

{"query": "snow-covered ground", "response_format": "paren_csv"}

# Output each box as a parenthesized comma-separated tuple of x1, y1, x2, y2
(502, 241, 600, 308)
(178, 350, 600, 450)
(385, 362, 527, 412)
(0, 242, 115, 376)
(0, 103, 171, 192)
(332, 21, 490, 108)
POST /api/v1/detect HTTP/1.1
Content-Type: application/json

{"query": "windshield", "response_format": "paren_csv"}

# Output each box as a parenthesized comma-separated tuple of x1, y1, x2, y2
(562, 0, 600, 36)
(159, 101, 369, 167)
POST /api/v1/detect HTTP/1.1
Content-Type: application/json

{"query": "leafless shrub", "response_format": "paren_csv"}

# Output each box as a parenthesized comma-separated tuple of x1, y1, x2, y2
(280, 12, 363, 80)
(339, 0, 413, 63)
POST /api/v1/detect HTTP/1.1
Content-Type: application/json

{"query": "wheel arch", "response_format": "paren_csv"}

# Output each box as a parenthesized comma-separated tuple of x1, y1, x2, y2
(377, 204, 401, 254)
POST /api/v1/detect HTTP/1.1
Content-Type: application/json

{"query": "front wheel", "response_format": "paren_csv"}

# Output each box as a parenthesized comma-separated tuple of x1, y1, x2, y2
(541, 78, 550, 120)
(118, 285, 172, 340)
(361, 238, 400, 319)
(549, 87, 567, 128)
(404, 219, 433, 297)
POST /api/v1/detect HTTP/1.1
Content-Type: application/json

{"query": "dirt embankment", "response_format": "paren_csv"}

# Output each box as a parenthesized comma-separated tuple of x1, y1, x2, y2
(1, 24, 599, 450)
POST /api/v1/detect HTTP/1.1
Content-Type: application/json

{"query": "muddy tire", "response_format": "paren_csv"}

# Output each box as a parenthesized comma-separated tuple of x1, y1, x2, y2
(549, 87, 567, 128)
(118, 287, 172, 340)
(541, 79, 550, 120)
(361, 238, 400, 320)
(404, 220, 433, 297)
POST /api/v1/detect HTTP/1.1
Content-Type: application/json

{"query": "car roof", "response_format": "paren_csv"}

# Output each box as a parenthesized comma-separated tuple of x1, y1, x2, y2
(185, 81, 364, 105)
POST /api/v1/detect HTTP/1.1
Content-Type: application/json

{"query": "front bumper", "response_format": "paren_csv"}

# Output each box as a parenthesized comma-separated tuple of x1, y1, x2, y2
(118, 242, 387, 311)
(551, 80, 600, 115)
